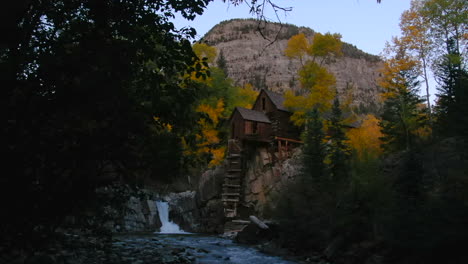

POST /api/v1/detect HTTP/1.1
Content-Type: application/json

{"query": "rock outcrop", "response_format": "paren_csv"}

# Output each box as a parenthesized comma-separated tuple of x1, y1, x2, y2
(243, 147, 302, 215)
(202, 19, 384, 114)
(164, 191, 199, 232)
(194, 165, 226, 233)
(92, 185, 163, 233)
(193, 146, 303, 226)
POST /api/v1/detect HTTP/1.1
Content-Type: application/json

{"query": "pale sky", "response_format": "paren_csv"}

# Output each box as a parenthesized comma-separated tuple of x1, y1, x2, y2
(173, 0, 412, 56)
(173, 0, 439, 103)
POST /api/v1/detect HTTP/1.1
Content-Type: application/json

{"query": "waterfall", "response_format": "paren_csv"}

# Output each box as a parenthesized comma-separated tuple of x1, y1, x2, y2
(155, 201, 187, 234)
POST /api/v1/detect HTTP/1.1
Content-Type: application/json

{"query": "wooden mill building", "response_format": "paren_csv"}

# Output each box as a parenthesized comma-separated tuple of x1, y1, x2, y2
(223, 89, 301, 220)
(229, 89, 301, 144)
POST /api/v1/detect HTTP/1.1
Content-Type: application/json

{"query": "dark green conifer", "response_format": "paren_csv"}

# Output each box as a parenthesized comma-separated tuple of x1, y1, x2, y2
(216, 49, 228, 76)
(302, 108, 326, 184)
(327, 97, 351, 182)
(434, 38, 468, 138)
(379, 66, 425, 152)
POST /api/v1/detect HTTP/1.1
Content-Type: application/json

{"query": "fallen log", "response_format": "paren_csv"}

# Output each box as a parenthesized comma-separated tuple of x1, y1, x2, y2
(249, 215, 269, 230)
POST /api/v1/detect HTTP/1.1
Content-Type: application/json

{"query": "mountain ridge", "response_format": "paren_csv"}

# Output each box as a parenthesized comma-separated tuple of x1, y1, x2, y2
(201, 18, 384, 114)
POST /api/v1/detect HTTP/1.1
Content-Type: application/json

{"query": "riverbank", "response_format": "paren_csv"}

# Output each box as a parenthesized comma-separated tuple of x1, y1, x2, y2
(115, 233, 299, 264)
(1, 230, 305, 264)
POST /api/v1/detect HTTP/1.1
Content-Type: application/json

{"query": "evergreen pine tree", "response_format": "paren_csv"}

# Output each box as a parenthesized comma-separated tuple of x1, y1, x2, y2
(302, 108, 326, 185)
(216, 49, 228, 76)
(434, 38, 468, 138)
(380, 67, 425, 152)
(327, 97, 351, 182)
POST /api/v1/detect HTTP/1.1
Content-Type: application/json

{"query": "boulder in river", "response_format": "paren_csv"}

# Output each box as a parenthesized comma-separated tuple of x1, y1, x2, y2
(235, 218, 278, 245)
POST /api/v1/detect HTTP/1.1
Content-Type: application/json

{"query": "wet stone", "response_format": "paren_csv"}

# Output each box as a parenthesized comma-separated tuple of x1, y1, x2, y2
(197, 248, 210, 253)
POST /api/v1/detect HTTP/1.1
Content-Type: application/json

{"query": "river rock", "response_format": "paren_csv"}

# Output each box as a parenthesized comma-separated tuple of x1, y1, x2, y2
(235, 221, 277, 245)
(197, 165, 225, 203)
(123, 196, 147, 231)
(164, 191, 199, 232)
(195, 165, 226, 233)
(197, 199, 224, 233)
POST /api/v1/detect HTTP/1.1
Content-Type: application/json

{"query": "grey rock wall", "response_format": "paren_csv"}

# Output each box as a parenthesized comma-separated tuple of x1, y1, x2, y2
(194, 166, 225, 233)
(121, 196, 162, 232)
(203, 19, 384, 114)
(92, 185, 163, 233)
(242, 147, 302, 215)
(164, 191, 199, 232)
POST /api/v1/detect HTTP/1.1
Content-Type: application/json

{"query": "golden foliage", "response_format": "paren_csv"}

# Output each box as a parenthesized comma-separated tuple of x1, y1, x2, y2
(192, 43, 217, 63)
(231, 83, 259, 110)
(346, 115, 383, 160)
(192, 98, 227, 167)
(378, 41, 420, 100)
(197, 119, 220, 145)
(308, 32, 343, 59)
(284, 32, 343, 64)
(152, 116, 173, 132)
(283, 61, 337, 126)
(184, 43, 218, 83)
(299, 61, 336, 92)
(196, 99, 225, 125)
(399, 5, 432, 53)
(181, 137, 192, 156)
(283, 32, 342, 125)
(208, 146, 226, 167)
(283, 90, 309, 126)
(284, 33, 309, 62)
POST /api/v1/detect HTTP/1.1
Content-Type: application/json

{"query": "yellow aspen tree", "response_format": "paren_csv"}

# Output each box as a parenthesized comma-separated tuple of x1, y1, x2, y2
(308, 32, 343, 64)
(399, 0, 434, 116)
(284, 33, 309, 65)
(283, 32, 342, 125)
(193, 43, 217, 63)
(195, 99, 226, 167)
(379, 41, 428, 151)
(230, 83, 259, 110)
(346, 115, 383, 160)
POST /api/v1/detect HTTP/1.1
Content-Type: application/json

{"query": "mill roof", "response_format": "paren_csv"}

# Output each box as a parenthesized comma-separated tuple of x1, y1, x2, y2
(262, 89, 288, 112)
(234, 107, 271, 123)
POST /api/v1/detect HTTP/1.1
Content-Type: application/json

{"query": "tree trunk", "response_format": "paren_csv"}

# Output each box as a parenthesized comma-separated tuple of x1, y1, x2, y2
(249, 215, 269, 230)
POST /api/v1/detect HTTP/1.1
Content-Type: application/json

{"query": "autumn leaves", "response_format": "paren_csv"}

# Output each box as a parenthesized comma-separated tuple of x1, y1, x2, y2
(283, 33, 342, 125)
(183, 43, 258, 168)
(283, 32, 383, 160)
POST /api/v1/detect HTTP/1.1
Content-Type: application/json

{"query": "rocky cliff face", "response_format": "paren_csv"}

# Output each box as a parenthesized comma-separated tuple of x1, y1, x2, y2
(242, 147, 302, 215)
(202, 19, 384, 113)
(194, 148, 303, 228)
(194, 165, 226, 233)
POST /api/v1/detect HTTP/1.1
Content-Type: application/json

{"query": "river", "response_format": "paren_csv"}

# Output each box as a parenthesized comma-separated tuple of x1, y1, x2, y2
(111, 233, 299, 264)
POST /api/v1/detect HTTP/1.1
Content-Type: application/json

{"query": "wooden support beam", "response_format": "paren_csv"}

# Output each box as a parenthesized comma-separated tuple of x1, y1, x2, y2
(274, 136, 303, 144)
(278, 140, 282, 160)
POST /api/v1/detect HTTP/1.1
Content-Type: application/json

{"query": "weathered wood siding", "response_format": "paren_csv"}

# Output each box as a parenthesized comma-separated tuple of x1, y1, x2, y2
(230, 110, 245, 140)
(231, 90, 299, 142)
(230, 109, 271, 142)
(252, 91, 276, 113)
(244, 120, 271, 142)
(267, 111, 301, 140)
